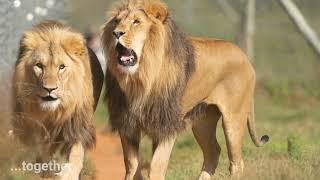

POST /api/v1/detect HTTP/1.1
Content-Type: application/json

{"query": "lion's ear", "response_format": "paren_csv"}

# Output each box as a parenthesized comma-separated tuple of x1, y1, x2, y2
(17, 35, 27, 63)
(63, 35, 87, 58)
(144, 1, 168, 23)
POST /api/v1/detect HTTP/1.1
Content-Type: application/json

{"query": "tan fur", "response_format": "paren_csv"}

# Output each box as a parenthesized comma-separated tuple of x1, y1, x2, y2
(12, 21, 104, 179)
(102, 0, 268, 179)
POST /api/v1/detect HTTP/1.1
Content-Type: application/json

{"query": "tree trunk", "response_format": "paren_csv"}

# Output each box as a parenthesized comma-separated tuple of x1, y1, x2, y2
(278, 0, 320, 56)
(244, 0, 256, 61)
(216, 0, 240, 24)
(186, 0, 194, 23)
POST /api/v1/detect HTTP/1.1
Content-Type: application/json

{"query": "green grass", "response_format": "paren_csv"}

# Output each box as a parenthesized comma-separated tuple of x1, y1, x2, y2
(95, 94, 108, 126)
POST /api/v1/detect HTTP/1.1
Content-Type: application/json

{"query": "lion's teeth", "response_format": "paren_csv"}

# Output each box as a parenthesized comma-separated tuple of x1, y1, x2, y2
(120, 56, 130, 62)
(121, 56, 135, 61)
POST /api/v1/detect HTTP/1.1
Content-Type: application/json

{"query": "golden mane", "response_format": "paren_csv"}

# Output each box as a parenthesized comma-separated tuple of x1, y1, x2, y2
(12, 21, 104, 154)
(103, 0, 195, 141)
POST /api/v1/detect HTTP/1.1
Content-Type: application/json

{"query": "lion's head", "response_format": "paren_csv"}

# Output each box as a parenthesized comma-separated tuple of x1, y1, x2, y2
(14, 21, 94, 115)
(102, 0, 195, 98)
(102, 0, 170, 75)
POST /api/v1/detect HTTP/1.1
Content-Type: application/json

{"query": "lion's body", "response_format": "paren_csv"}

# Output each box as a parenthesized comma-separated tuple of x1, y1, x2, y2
(182, 38, 254, 114)
(103, 0, 268, 179)
(12, 21, 104, 179)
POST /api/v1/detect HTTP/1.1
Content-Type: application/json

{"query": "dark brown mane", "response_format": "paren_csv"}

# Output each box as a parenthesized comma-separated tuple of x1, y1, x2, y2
(164, 16, 195, 79)
(46, 106, 96, 155)
(105, 14, 195, 141)
(12, 106, 96, 156)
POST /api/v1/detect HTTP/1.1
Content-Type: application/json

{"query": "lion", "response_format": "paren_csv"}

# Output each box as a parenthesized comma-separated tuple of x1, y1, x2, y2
(102, 0, 269, 179)
(12, 20, 104, 179)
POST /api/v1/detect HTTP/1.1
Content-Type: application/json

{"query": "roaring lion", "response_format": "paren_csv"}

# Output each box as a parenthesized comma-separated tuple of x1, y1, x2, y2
(12, 21, 104, 179)
(102, 0, 269, 179)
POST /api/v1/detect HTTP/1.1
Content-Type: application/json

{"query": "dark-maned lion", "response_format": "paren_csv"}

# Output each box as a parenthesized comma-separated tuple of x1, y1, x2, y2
(12, 21, 104, 179)
(102, 0, 269, 179)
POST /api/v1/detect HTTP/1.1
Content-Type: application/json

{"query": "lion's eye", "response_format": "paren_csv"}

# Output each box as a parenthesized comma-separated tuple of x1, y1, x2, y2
(133, 19, 140, 25)
(114, 18, 120, 24)
(59, 64, 66, 70)
(35, 63, 43, 69)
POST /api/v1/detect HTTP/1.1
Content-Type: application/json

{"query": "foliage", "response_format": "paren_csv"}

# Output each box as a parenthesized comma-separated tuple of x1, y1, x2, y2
(287, 135, 304, 160)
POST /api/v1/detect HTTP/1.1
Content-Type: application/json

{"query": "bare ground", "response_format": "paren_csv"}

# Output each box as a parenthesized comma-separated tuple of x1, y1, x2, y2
(88, 132, 124, 180)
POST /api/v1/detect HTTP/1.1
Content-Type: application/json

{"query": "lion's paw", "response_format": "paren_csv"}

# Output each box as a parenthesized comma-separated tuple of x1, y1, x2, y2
(198, 171, 212, 180)
(55, 165, 80, 180)
(55, 171, 79, 180)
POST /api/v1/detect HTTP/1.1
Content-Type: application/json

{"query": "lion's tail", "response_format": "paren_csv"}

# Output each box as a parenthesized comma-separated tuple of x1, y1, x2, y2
(247, 101, 269, 147)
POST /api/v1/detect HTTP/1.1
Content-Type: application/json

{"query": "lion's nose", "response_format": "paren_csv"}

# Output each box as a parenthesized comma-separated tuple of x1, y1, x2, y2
(113, 31, 125, 39)
(43, 86, 58, 93)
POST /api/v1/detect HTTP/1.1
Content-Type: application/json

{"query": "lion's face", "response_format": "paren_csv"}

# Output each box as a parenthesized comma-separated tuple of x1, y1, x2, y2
(110, 10, 152, 74)
(103, 0, 168, 75)
(14, 25, 89, 112)
(28, 47, 75, 111)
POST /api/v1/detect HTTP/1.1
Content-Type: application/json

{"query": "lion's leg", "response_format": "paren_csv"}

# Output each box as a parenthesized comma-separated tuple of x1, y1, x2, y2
(149, 136, 176, 180)
(36, 153, 53, 178)
(120, 133, 142, 180)
(222, 112, 246, 177)
(192, 105, 221, 180)
(57, 142, 84, 180)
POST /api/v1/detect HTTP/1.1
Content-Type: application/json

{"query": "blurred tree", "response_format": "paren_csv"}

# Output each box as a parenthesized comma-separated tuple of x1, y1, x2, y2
(244, 0, 256, 61)
(68, 0, 112, 31)
(216, 0, 240, 24)
(185, 0, 194, 23)
(235, 0, 256, 61)
(279, 0, 320, 57)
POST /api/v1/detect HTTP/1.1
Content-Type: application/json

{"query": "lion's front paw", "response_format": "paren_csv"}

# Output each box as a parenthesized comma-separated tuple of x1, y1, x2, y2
(55, 165, 80, 180)
(55, 171, 79, 180)
(198, 171, 211, 180)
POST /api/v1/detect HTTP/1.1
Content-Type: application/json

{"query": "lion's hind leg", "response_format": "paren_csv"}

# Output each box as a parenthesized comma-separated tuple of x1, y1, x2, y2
(221, 111, 247, 177)
(192, 105, 222, 180)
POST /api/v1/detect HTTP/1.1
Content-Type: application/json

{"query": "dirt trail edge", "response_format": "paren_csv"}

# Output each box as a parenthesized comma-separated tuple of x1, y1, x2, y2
(89, 132, 124, 180)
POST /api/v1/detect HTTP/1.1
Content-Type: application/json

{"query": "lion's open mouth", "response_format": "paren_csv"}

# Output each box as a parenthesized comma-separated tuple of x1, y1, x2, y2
(116, 43, 137, 67)
(41, 96, 58, 102)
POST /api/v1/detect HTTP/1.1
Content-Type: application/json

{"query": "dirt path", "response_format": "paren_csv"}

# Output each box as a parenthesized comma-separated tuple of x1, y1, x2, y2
(89, 132, 124, 180)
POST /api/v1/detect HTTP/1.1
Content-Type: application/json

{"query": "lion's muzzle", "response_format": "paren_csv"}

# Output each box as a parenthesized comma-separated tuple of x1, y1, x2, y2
(116, 43, 137, 67)
(38, 86, 61, 111)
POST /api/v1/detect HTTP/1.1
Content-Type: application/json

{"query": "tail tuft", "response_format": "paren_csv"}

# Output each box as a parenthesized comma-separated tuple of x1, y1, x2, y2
(260, 135, 269, 144)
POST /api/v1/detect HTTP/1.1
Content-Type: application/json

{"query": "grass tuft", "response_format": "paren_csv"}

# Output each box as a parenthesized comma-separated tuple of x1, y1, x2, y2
(287, 135, 304, 160)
